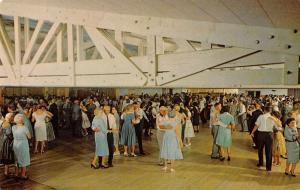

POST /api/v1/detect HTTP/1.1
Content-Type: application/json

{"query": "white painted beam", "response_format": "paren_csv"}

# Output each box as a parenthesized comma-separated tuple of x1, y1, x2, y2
(115, 30, 124, 52)
(0, 15, 15, 65)
(57, 25, 63, 62)
(67, 23, 75, 86)
(84, 27, 111, 59)
(24, 18, 30, 50)
(22, 20, 44, 65)
(84, 27, 147, 85)
(284, 56, 299, 85)
(76, 25, 86, 61)
(1, 3, 299, 55)
(173, 39, 195, 53)
(14, 16, 21, 78)
(163, 68, 284, 88)
(146, 35, 156, 86)
(157, 48, 258, 85)
(216, 51, 286, 69)
(24, 22, 61, 76)
(0, 34, 16, 81)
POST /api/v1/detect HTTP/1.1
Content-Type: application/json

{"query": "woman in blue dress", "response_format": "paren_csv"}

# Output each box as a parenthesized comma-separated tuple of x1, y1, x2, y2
(91, 108, 109, 169)
(120, 105, 139, 157)
(160, 110, 183, 172)
(284, 118, 299, 177)
(216, 106, 235, 161)
(12, 114, 31, 180)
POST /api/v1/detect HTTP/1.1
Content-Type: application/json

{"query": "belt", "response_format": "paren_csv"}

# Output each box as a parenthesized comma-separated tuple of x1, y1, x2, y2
(258, 131, 273, 133)
(285, 139, 297, 142)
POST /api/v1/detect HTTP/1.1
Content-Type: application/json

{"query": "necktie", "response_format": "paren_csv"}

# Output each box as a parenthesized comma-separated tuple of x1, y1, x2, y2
(106, 114, 111, 130)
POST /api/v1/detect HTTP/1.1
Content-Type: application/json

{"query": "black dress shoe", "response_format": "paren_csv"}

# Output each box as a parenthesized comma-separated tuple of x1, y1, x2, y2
(108, 164, 114, 167)
(100, 165, 109, 169)
(20, 176, 29, 180)
(227, 156, 231, 161)
(139, 152, 146, 156)
(256, 163, 263, 167)
(219, 157, 225, 161)
(211, 156, 220, 159)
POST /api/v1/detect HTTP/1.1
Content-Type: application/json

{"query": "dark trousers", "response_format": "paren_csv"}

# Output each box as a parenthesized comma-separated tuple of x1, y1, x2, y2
(51, 120, 59, 137)
(107, 133, 114, 165)
(135, 123, 144, 154)
(211, 125, 220, 158)
(257, 131, 273, 171)
(72, 119, 82, 137)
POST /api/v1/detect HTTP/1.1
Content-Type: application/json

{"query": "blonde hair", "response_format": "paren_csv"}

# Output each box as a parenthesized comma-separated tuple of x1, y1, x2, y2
(5, 113, 14, 121)
(174, 105, 180, 112)
(126, 104, 135, 112)
(94, 108, 104, 117)
(292, 103, 300, 113)
(14, 114, 24, 124)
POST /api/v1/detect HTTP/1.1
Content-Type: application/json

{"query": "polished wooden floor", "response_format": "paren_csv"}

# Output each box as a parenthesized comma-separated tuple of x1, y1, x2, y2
(0, 125, 299, 190)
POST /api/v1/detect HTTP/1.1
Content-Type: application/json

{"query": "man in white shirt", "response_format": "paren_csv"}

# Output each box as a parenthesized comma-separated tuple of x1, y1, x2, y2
(250, 104, 281, 172)
(237, 101, 248, 132)
(103, 106, 117, 167)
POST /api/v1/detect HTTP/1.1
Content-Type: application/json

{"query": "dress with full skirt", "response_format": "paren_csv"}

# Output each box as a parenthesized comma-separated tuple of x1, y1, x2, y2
(12, 125, 30, 167)
(120, 112, 136, 146)
(160, 120, 183, 160)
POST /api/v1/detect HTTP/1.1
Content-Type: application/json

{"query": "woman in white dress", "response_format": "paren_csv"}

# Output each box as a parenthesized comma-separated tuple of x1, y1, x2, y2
(184, 107, 195, 147)
(80, 101, 90, 136)
(32, 105, 53, 154)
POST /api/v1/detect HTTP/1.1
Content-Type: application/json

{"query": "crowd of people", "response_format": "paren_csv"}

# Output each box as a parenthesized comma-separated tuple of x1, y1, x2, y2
(0, 92, 299, 179)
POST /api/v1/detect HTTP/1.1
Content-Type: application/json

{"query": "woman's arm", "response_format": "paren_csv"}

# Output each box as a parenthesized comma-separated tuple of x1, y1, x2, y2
(46, 111, 54, 118)
(250, 125, 259, 137)
(26, 132, 32, 140)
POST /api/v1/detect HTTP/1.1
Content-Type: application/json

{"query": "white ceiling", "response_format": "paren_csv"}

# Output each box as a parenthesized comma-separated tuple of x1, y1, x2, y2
(2, 0, 300, 29)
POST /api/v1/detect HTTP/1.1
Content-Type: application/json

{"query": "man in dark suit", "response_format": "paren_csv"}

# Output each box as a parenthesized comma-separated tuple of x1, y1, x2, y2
(49, 99, 59, 137)
(249, 102, 264, 149)
(72, 100, 82, 137)
(103, 106, 116, 167)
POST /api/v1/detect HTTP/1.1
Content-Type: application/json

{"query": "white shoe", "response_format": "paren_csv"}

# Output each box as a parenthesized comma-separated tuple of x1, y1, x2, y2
(131, 153, 137, 157)
(170, 168, 175, 172)
(124, 152, 128, 157)
(162, 166, 168, 171)
(114, 152, 120, 156)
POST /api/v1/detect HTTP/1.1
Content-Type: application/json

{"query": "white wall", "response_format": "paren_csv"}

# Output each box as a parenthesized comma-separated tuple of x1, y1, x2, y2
(118, 88, 163, 96)
(239, 89, 288, 96)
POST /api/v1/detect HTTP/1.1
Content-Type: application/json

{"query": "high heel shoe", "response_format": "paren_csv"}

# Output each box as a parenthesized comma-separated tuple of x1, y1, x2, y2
(90, 164, 100, 169)
(290, 172, 296, 177)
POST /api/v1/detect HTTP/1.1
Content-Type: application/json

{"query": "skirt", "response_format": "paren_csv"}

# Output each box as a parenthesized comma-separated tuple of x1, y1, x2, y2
(13, 139, 30, 167)
(35, 122, 47, 141)
(82, 112, 91, 129)
(160, 131, 183, 160)
(113, 132, 119, 146)
(0, 136, 15, 165)
(185, 120, 195, 138)
(216, 127, 232, 148)
(46, 122, 56, 142)
(286, 141, 299, 164)
(120, 124, 136, 146)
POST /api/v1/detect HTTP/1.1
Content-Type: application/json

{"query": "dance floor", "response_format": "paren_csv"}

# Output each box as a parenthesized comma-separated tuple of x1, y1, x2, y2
(0, 125, 299, 190)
